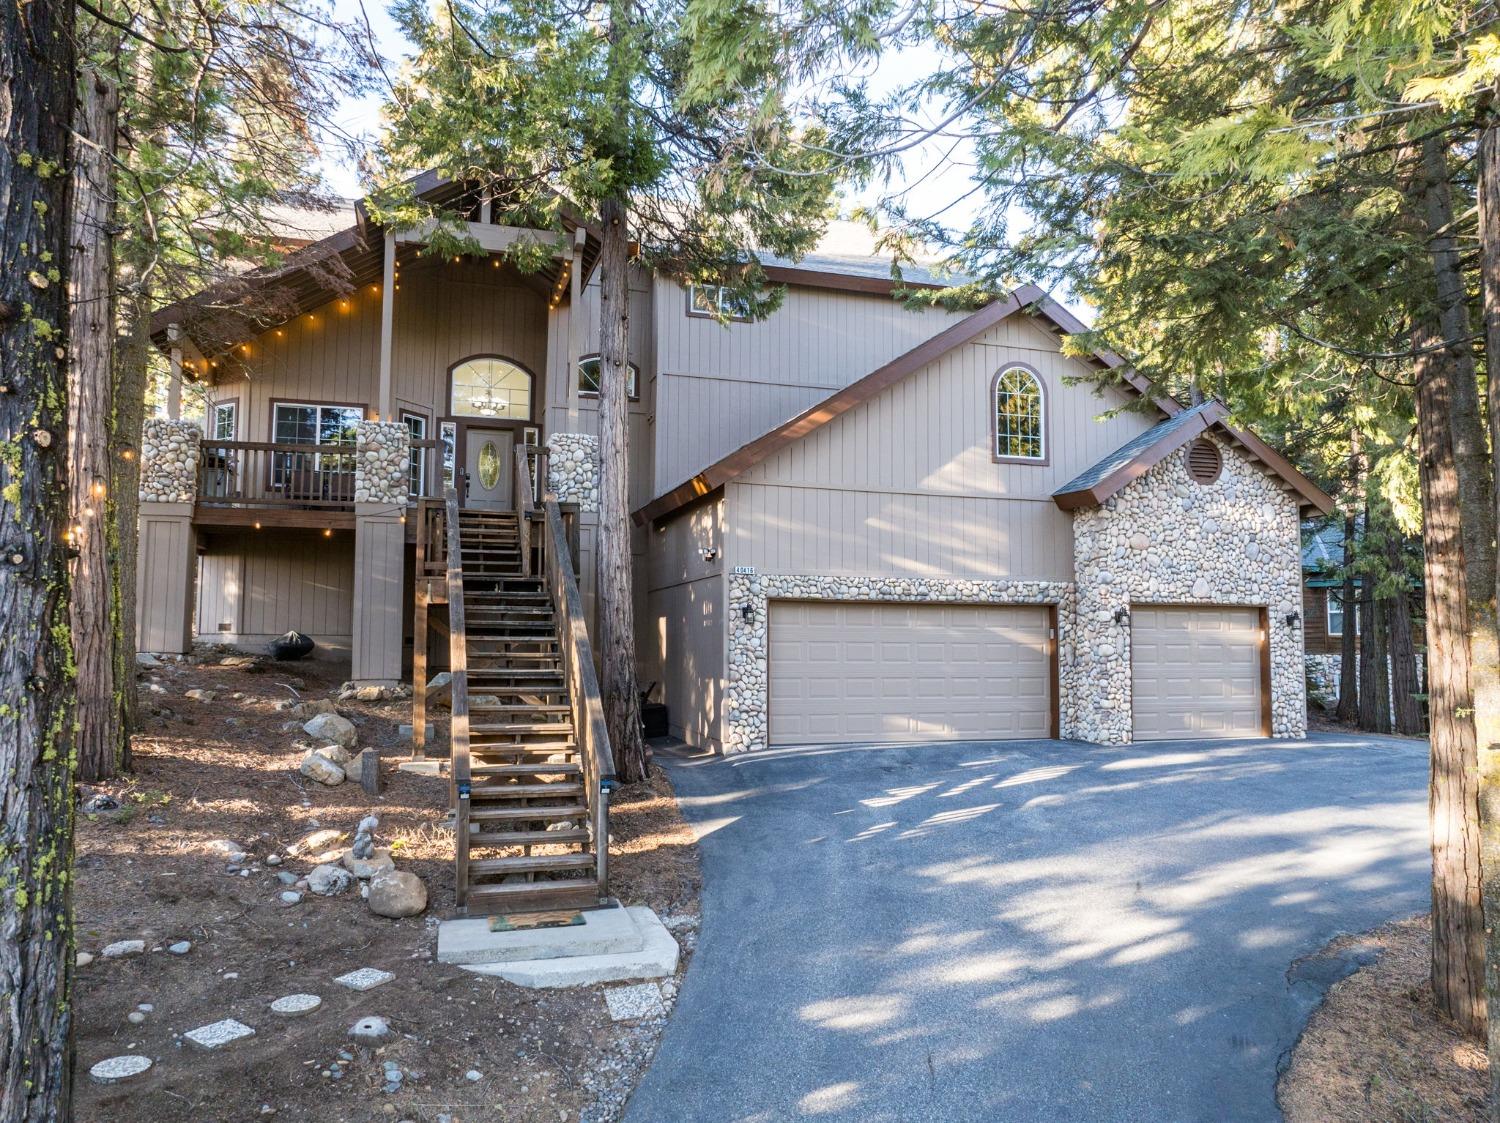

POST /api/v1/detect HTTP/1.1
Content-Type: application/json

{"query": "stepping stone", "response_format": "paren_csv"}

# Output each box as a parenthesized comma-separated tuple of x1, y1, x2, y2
(183, 1018, 255, 1050)
(604, 982, 667, 1022)
(333, 967, 394, 992)
(89, 1055, 153, 1084)
(270, 994, 322, 1017)
(348, 1015, 390, 1043)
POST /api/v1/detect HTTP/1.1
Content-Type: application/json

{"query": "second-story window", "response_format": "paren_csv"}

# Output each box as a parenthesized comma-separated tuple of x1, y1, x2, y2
(992, 365, 1046, 462)
(687, 284, 752, 322)
(578, 355, 639, 400)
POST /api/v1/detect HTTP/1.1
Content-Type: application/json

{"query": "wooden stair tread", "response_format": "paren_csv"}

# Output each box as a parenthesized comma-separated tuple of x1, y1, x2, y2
(468, 853, 596, 876)
(469, 802, 587, 821)
(470, 762, 581, 777)
(471, 781, 583, 799)
(463, 880, 603, 913)
(469, 827, 590, 846)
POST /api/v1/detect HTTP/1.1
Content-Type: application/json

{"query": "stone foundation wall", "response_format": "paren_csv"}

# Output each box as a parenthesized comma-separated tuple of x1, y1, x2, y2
(547, 433, 599, 511)
(354, 421, 410, 505)
(1306, 651, 1426, 719)
(1071, 436, 1306, 742)
(139, 418, 202, 502)
(724, 573, 1075, 753)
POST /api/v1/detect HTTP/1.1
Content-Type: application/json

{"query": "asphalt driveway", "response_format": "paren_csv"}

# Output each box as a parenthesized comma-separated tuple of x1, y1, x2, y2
(624, 734, 1430, 1123)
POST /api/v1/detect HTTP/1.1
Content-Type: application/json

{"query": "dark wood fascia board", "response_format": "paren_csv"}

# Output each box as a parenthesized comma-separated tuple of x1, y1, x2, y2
(633, 290, 1030, 526)
(1051, 404, 1225, 511)
(1219, 422, 1335, 514)
(761, 264, 948, 297)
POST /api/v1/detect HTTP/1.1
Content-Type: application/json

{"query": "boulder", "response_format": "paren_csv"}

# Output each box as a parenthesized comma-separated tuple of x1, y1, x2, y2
(426, 672, 452, 709)
(292, 698, 339, 720)
(101, 939, 145, 959)
(206, 839, 248, 863)
(367, 870, 427, 918)
(307, 863, 352, 896)
(290, 828, 345, 856)
(303, 712, 356, 749)
(342, 847, 395, 880)
(184, 688, 216, 703)
(299, 751, 346, 787)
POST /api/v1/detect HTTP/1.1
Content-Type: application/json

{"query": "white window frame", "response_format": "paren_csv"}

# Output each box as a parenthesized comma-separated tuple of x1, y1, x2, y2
(270, 400, 364, 485)
(211, 399, 238, 441)
(992, 364, 1047, 463)
(1326, 588, 1360, 637)
(439, 421, 457, 490)
(686, 283, 752, 322)
(577, 354, 640, 400)
(401, 410, 428, 497)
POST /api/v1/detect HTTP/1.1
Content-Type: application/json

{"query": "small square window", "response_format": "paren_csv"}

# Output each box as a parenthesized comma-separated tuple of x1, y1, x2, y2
(211, 400, 237, 442)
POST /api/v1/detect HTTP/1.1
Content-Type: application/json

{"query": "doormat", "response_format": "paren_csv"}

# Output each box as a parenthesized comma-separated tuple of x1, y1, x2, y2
(489, 910, 585, 933)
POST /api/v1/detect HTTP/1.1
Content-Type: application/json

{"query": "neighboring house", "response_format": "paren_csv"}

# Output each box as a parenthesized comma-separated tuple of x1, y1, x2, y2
(1301, 520, 1356, 657)
(140, 176, 1334, 750)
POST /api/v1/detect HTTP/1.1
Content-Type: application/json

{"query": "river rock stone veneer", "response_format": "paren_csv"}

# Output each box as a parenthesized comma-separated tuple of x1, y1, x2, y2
(725, 574, 1076, 753)
(139, 418, 202, 503)
(1071, 435, 1306, 743)
(354, 421, 410, 505)
(547, 433, 599, 511)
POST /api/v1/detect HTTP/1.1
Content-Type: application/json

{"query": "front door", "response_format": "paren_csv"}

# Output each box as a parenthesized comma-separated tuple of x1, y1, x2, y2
(463, 426, 515, 510)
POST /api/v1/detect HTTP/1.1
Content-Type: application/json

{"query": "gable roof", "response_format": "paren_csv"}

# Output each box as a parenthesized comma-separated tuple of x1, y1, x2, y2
(1052, 401, 1228, 509)
(634, 286, 1333, 524)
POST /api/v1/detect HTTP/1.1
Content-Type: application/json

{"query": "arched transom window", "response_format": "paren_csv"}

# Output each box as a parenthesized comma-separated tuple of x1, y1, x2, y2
(450, 356, 533, 419)
(992, 365, 1046, 462)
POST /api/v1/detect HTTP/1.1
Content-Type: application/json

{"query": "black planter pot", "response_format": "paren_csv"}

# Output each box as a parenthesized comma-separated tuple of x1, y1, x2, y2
(268, 631, 315, 661)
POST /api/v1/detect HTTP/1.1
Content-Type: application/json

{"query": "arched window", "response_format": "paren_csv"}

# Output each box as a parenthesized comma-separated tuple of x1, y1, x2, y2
(450, 356, 533, 419)
(578, 354, 639, 400)
(992, 364, 1046, 462)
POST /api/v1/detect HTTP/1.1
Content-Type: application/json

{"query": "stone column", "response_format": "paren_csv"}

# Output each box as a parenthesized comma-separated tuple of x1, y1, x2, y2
(545, 432, 599, 510)
(136, 418, 202, 653)
(352, 422, 410, 684)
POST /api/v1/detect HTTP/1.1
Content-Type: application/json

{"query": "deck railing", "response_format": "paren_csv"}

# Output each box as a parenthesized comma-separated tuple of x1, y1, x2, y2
(197, 437, 446, 508)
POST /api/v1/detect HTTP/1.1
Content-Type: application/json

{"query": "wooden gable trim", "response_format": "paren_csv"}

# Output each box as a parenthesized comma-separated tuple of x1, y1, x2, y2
(760, 264, 947, 297)
(633, 289, 1031, 525)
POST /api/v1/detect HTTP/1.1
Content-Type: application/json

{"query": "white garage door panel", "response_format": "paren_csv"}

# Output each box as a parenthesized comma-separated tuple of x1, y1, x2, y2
(1130, 605, 1263, 741)
(768, 602, 1052, 745)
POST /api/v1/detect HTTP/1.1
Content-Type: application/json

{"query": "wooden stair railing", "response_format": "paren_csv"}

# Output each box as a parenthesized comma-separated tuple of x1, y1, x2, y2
(443, 486, 474, 909)
(426, 448, 614, 915)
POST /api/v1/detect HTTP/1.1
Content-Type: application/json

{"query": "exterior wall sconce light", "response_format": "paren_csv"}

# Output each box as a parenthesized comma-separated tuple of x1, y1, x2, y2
(1113, 607, 1130, 625)
(740, 603, 754, 623)
(701, 547, 719, 562)
(1285, 610, 1301, 628)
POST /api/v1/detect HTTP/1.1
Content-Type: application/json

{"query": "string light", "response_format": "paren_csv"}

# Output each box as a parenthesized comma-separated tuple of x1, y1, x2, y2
(254, 521, 262, 530)
(120, 448, 136, 462)
(323, 528, 332, 538)
(90, 477, 105, 499)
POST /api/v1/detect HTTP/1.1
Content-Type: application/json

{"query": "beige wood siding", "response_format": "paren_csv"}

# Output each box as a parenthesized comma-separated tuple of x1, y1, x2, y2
(768, 602, 1051, 745)
(644, 497, 725, 750)
(353, 514, 406, 681)
(1130, 605, 1265, 740)
(729, 315, 1154, 581)
(652, 280, 968, 495)
(137, 506, 196, 653)
(196, 529, 355, 650)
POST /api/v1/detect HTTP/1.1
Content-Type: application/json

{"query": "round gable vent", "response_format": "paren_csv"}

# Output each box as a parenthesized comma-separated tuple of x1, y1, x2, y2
(1187, 438, 1222, 484)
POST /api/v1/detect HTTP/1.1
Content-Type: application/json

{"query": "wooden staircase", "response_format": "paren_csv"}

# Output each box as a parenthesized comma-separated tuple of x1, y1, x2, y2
(413, 450, 615, 916)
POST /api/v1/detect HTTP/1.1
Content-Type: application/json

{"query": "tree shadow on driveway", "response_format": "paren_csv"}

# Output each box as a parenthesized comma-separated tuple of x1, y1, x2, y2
(624, 733, 1430, 1123)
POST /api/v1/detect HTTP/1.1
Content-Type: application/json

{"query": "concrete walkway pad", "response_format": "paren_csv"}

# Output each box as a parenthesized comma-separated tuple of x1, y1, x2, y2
(458, 905, 678, 987)
(439, 903, 645, 965)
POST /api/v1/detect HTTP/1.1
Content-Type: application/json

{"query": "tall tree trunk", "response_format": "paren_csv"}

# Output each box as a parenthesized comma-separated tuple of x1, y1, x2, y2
(1357, 570, 1391, 734)
(1474, 83, 1500, 1106)
(1413, 309, 1486, 1038)
(68, 70, 121, 782)
(1384, 529, 1425, 736)
(110, 265, 151, 757)
(1336, 511, 1359, 723)
(595, 195, 646, 783)
(0, 0, 78, 1113)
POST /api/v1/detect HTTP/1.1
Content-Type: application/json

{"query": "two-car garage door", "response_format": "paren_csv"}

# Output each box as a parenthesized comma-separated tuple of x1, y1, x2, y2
(765, 599, 1266, 746)
(767, 602, 1053, 745)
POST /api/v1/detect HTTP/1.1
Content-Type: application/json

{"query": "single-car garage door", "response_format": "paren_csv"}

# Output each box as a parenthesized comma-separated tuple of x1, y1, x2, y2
(1130, 605, 1265, 741)
(768, 602, 1053, 745)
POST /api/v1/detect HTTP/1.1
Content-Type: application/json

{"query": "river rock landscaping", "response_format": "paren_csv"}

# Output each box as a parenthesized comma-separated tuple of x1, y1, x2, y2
(74, 654, 701, 1123)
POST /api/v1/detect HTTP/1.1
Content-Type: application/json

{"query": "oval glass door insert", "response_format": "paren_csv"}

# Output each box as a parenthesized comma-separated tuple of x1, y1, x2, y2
(477, 440, 500, 489)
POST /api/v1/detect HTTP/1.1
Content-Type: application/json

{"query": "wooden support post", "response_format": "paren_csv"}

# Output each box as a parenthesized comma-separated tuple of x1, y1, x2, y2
(167, 323, 183, 420)
(566, 232, 584, 426)
(357, 748, 383, 796)
(378, 232, 395, 421)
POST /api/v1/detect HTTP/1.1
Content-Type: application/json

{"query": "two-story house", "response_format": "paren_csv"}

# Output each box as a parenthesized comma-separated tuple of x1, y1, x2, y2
(144, 175, 1334, 756)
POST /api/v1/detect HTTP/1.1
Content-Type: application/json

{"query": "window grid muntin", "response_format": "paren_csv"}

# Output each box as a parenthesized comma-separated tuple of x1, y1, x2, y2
(451, 357, 533, 419)
(578, 355, 639, 399)
(994, 366, 1044, 460)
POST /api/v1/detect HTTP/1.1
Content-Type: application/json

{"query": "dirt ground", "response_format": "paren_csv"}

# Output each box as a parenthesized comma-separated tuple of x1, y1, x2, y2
(72, 653, 701, 1123)
(1279, 914, 1489, 1122)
